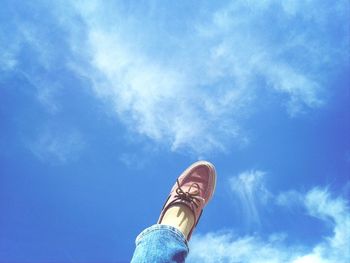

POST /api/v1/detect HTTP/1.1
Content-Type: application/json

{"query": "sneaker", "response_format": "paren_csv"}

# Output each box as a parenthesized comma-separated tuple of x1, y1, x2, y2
(157, 161, 217, 240)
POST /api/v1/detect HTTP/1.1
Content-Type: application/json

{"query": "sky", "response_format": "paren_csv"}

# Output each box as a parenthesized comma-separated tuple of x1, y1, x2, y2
(0, 0, 349, 262)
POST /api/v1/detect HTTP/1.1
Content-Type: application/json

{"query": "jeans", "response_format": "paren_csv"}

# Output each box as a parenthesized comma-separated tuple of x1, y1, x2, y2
(130, 224, 189, 263)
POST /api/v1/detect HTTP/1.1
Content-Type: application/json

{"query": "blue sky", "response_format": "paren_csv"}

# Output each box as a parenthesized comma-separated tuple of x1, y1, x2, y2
(0, 0, 349, 262)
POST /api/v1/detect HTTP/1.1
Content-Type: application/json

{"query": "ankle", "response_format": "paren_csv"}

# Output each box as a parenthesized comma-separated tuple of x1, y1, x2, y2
(159, 204, 195, 239)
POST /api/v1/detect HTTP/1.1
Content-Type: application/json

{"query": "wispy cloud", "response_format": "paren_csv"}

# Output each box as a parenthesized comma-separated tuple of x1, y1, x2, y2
(68, 0, 349, 154)
(188, 187, 350, 263)
(27, 125, 85, 164)
(2, 0, 349, 154)
(229, 170, 271, 227)
(276, 190, 304, 209)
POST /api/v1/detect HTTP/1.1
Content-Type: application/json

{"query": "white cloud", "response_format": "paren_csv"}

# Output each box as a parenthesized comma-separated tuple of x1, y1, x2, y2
(0, 52, 17, 71)
(189, 232, 298, 263)
(229, 170, 271, 226)
(28, 126, 85, 164)
(2, 0, 349, 155)
(188, 187, 350, 263)
(276, 190, 303, 208)
(67, 0, 348, 154)
(70, 26, 248, 155)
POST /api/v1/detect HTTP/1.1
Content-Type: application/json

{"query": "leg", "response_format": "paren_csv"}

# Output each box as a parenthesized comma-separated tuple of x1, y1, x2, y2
(130, 161, 216, 263)
(159, 204, 195, 239)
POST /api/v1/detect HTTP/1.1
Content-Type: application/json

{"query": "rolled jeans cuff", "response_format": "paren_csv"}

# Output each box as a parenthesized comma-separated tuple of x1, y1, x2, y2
(135, 224, 189, 249)
(131, 224, 189, 263)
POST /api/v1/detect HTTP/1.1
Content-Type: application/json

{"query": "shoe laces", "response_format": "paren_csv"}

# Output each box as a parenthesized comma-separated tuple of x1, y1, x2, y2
(175, 179, 204, 208)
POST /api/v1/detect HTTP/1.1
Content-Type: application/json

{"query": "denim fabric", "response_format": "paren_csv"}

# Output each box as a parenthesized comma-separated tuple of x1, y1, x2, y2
(130, 224, 189, 263)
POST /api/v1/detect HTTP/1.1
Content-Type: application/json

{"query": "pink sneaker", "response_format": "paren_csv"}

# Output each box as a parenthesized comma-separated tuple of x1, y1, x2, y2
(157, 161, 217, 240)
